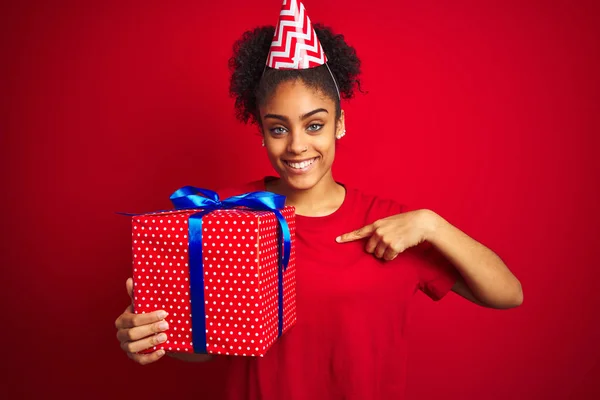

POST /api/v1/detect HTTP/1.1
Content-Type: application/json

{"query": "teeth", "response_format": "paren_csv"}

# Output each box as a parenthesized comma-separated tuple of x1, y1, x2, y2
(287, 158, 316, 169)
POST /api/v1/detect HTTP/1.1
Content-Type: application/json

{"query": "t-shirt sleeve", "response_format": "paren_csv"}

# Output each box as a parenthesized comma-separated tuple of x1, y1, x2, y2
(369, 197, 459, 301)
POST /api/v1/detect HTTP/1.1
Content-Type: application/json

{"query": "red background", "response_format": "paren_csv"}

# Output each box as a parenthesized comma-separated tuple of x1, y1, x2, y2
(2, 0, 599, 398)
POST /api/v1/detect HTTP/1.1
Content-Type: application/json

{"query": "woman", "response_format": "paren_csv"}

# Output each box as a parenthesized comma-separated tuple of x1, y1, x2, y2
(115, 2, 523, 399)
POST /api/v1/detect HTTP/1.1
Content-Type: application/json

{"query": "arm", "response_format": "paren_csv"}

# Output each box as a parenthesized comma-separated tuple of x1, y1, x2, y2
(423, 210, 523, 309)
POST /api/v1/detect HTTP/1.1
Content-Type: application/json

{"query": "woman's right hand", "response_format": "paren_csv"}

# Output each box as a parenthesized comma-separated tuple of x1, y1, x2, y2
(115, 277, 169, 365)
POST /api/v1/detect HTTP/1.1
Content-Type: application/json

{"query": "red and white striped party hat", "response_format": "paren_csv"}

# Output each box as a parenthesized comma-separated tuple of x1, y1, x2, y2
(266, 0, 327, 70)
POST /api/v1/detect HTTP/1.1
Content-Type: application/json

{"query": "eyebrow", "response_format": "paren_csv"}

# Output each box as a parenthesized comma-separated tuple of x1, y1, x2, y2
(263, 108, 328, 122)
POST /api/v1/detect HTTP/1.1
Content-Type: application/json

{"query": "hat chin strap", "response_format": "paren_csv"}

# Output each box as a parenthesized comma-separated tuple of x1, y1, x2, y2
(260, 62, 341, 101)
(324, 62, 341, 101)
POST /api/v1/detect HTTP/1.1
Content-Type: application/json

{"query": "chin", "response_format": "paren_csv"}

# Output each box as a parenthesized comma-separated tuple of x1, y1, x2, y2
(280, 173, 320, 191)
(276, 165, 324, 191)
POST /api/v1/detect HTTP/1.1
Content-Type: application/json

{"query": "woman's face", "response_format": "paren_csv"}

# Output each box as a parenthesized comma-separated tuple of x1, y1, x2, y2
(259, 79, 344, 191)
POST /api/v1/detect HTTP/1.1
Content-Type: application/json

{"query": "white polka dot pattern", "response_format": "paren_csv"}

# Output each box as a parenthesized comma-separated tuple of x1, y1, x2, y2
(130, 207, 296, 357)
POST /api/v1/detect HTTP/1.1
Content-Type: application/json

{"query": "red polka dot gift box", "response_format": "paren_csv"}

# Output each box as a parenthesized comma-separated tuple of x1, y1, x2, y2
(128, 187, 297, 357)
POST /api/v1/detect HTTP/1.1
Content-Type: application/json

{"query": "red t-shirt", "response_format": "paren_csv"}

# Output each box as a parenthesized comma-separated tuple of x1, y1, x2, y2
(216, 177, 458, 400)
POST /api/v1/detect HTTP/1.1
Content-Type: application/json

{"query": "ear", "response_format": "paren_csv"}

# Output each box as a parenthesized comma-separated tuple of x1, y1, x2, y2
(336, 109, 346, 138)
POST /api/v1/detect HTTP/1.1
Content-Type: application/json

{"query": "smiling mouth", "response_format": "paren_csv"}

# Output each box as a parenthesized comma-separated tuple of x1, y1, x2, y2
(283, 157, 319, 170)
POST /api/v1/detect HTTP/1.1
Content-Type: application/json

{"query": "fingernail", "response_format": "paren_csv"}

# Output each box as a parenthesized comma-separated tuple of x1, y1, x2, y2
(335, 236, 341, 243)
(157, 333, 167, 343)
(157, 350, 165, 356)
(157, 310, 168, 319)
(157, 321, 169, 331)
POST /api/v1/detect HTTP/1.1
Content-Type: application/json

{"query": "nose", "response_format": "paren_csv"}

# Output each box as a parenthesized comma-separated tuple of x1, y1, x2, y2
(286, 130, 308, 155)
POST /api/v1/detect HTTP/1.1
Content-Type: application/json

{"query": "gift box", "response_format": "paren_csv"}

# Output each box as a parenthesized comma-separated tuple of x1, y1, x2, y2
(128, 187, 296, 357)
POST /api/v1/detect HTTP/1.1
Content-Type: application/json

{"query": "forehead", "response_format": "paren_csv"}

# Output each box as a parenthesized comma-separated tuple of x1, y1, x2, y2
(261, 79, 335, 116)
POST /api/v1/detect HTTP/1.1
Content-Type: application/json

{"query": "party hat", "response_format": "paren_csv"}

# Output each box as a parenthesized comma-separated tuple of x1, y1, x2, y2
(266, 0, 327, 70)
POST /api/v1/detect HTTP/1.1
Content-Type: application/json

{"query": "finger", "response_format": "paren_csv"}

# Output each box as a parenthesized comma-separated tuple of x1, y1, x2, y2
(126, 277, 134, 303)
(374, 241, 388, 258)
(115, 309, 168, 330)
(364, 234, 380, 254)
(116, 318, 169, 343)
(128, 349, 166, 365)
(121, 331, 169, 354)
(115, 304, 133, 330)
(383, 246, 398, 261)
(336, 224, 375, 243)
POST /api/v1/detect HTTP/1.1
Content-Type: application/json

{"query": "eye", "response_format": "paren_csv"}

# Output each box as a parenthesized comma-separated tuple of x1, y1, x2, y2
(307, 123, 324, 132)
(269, 126, 288, 135)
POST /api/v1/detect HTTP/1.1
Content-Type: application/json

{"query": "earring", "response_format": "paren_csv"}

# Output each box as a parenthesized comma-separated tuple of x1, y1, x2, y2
(261, 138, 265, 147)
(336, 129, 346, 139)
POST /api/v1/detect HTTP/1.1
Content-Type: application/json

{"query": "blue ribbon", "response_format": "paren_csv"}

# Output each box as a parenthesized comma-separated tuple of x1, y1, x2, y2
(169, 186, 291, 353)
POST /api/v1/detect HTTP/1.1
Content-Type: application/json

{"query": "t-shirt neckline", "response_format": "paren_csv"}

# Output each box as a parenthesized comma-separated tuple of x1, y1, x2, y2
(262, 176, 351, 229)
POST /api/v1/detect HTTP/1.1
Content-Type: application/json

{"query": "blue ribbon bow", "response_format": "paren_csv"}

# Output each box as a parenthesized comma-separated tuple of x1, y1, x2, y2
(169, 186, 291, 353)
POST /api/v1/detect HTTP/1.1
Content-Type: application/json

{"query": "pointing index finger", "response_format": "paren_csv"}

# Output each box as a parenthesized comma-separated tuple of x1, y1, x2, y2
(336, 224, 375, 243)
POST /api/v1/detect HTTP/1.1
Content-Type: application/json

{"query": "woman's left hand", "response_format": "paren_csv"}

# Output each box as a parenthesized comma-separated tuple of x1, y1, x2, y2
(336, 209, 437, 260)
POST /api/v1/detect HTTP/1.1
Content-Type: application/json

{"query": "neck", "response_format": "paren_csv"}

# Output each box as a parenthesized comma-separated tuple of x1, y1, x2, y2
(267, 173, 345, 217)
